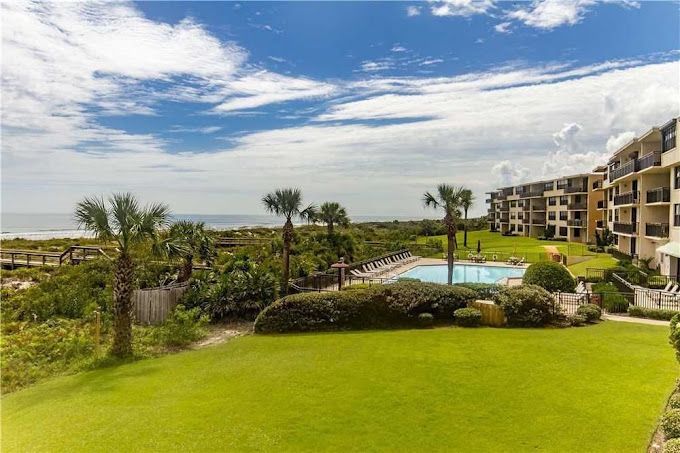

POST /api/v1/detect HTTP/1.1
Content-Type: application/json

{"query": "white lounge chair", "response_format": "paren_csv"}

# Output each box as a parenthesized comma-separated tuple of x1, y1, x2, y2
(663, 281, 674, 292)
(350, 269, 374, 279)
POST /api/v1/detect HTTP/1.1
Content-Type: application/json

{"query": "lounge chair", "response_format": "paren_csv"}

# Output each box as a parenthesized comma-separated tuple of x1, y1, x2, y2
(663, 281, 674, 292)
(350, 269, 374, 279)
(515, 257, 525, 266)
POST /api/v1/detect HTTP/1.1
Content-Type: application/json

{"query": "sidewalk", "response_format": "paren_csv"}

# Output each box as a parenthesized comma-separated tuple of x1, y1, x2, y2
(604, 314, 670, 327)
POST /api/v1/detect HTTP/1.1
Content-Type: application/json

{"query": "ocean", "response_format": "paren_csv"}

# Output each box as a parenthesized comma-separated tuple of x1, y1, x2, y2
(1, 213, 427, 240)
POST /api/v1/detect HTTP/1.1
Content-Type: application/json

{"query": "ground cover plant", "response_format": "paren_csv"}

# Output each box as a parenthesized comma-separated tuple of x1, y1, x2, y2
(522, 261, 575, 293)
(2, 322, 676, 452)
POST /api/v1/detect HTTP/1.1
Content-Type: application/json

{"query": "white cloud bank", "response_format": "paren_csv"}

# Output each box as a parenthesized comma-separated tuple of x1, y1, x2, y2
(2, 1, 678, 218)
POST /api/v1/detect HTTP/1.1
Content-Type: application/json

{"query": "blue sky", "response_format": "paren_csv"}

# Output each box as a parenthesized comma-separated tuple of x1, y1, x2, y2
(2, 1, 679, 217)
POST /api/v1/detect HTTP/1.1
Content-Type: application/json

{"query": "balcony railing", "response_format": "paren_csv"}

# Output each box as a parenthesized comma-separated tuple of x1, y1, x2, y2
(520, 190, 544, 198)
(613, 191, 639, 206)
(523, 217, 530, 224)
(646, 187, 671, 204)
(567, 202, 588, 210)
(637, 152, 661, 172)
(567, 219, 585, 227)
(613, 222, 638, 235)
(608, 160, 635, 182)
(497, 195, 507, 201)
(565, 186, 587, 194)
(499, 206, 509, 212)
(500, 216, 509, 223)
(645, 223, 669, 238)
(522, 203, 530, 211)
(596, 200, 606, 209)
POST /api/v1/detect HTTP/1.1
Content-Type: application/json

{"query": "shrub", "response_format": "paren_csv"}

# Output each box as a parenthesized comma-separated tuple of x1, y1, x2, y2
(567, 314, 587, 326)
(669, 394, 680, 410)
(629, 306, 680, 321)
(154, 305, 208, 347)
(592, 283, 629, 313)
(417, 313, 434, 328)
(576, 304, 601, 322)
(493, 284, 556, 327)
(454, 307, 482, 327)
(342, 284, 372, 291)
(665, 438, 680, 453)
(254, 281, 477, 333)
(662, 409, 680, 439)
(522, 262, 575, 293)
(454, 283, 502, 300)
(670, 314, 680, 363)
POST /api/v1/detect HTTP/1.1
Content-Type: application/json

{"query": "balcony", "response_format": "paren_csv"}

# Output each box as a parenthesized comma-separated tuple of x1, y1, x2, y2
(499, 206, 509, 212)
(596, 200, 607, 209)
(646, 187, 671, 204)
(565, 186, 587, 194)
(523, 217, 530, 224)
(613, 191, 639, 206)
(567, 202, 588, 210)
(500, 216, 509, 223)
(485, 198, 493, 203)
(613, 222, 638, 235)
(637, 152, 661, 172)
(645, 223, 669, 238)
(608, 160, 635, 182)
(520, 190, 544, 198)
(497, 195, 507, 201)
(567, 219, 585, 227)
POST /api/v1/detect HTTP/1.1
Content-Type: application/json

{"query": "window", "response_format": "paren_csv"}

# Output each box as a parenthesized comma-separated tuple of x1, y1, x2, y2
(548, 212, 556, 220)
(608, 188, 613, 202)
(559, 211, 567, 221)
(675, 167, 680, 190)
(544, 182, 554, 191)
(663, 122, 677, 152)
(574, 228, 580, 238)
(559, 227, 568, 236)
(675, 204, 680, 227)
(608, 210, 612, 222)
(548, 197, 556, 206)
(559, 196, 568, 205)
(517, 225, 523, 232)
(557, 180, 568, 190)
(510, 201, 516, 208)
(510, 225, 515, 232)
(510, 214, 515, 219)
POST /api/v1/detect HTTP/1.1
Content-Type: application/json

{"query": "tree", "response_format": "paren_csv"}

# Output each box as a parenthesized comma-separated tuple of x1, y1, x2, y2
(461, 189, 475, 247)
(262, 188, 316, 294)
(158, 221, 216, 282)
(423, 184, 466, 285)
(317, 201, 349, 236)
(75, 193, 170, 357)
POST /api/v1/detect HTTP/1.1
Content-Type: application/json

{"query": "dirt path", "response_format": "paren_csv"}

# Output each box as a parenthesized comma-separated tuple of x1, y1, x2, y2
(194, 321, 253, 349)
(542, 245, 560, 255)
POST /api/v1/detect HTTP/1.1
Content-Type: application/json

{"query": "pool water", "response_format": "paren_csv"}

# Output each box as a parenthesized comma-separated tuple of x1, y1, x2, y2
(396, 264, 525, 285)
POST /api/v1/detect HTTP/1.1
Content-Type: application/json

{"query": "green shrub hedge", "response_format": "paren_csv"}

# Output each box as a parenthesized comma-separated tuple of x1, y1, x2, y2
(254, 281, 477, 333)
(666, 438, 680, 453)
(522, 262, 575, 293)
(662, 409, 680, 439)
(628, 306, 679, 321)
(454, 307, 482, 327)
(454, 283, 502, 300)
(669, 394, 680, 410)
(417, 313, 434, 328)
(493, 284, 556, 327)
(567, 314, 587, 326)
(576, 304, 601, 322)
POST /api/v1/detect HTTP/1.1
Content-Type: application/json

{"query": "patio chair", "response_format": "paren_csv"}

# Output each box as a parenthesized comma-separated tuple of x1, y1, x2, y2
(663, 281, 674, 292)
(515, 257, 525, 266)
(350, 269, 374, 279)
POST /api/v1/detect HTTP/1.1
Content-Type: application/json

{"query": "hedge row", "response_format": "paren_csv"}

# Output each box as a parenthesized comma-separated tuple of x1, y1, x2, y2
(254, 281, 477, 333)
(628, 306, 679, 321)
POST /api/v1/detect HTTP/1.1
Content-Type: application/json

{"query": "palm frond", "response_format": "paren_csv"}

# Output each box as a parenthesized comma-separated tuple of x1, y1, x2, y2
(74, 196, 113, 242)
(423, 191, 439, 209)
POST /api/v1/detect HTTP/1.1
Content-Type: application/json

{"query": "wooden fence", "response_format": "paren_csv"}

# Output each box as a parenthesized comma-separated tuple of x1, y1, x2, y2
(133, 283, 189, 325)
(470, 300, 506, 327)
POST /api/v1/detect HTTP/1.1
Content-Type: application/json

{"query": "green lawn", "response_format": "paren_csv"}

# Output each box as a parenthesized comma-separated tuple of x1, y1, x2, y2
(568, 253, 620, 277)
(3, 322, 676, 452)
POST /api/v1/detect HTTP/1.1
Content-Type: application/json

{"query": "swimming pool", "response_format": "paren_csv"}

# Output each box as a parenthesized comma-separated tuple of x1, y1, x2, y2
(395, 264, 525, 285)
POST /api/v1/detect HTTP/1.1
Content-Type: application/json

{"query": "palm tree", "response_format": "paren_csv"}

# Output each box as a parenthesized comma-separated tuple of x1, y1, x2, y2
(461, 189, 475, 247)
(75, 193, 170, 357)
(159, 221, 216, 282)
(317, 201, 350, 236)
(423, 184, 466, 285)
(262, 188, 316, 294)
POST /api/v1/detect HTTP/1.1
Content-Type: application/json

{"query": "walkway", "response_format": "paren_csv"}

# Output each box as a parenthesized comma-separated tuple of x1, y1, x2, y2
(604, 314, 670, 327)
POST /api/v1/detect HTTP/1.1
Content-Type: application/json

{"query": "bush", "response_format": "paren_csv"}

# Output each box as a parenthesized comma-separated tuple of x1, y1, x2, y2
(665, 438, 680, 453)
(670, 314, 680, 363)
(629, 306, 679, 321)
(342, 284, 372, 291)
(417, 313, 434, 328)
(154, 305, 208, 347)
(567, 314, 587, 326)
(592, 282, 629, 313)
(576, 304, 601, 322)
(454, 307, 482, 327)
(454, 283, 502, 300)
(493, 284, 556, 327)
(254, 281, 477, 333)
(522, 262, 575, 293)
(669, 394, 680, 410)
(662, 409, 680, 439)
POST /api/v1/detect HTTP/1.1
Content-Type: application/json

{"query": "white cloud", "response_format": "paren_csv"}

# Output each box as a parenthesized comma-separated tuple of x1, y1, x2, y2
(430, 0, 496, 17)
(406, 5, 422, 16)
(507, 0, 597, 29)
(391, 45, 408, 53)
(420, 59, 444, 66)
(358, 60, 394, 72)
(494, 22, 512, 33)
(541, 123, 610, 176)
(492, 160, 530, 187)
(606, 131, 636, 153)
(169, 126, 222, 134)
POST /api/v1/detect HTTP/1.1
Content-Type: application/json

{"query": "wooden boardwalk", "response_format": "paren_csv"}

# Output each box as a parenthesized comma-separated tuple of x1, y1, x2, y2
(0, 246, 110, 269)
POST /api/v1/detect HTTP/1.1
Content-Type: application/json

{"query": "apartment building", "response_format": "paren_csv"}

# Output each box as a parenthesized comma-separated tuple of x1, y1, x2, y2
(602, 118, 679, 275)
(486, 173, 604, 243)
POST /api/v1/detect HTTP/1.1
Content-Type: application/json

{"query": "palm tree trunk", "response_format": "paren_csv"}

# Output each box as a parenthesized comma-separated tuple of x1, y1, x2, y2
(463, 208, 469, 247)
(111, 253, 134, 357)
(282, 219, 294, 295)
(178, 255, 193, 282)
(327, 221, 334, 236)
(444, 214, 456, 285)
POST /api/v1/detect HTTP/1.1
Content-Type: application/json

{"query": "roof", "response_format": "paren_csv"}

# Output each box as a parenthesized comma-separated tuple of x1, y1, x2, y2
(657, 241, 680, 259)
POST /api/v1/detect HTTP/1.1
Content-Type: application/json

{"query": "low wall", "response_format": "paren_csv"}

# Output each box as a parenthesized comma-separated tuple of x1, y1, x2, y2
(470, 300, 506, 327)
(133, 283, 189, 325)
